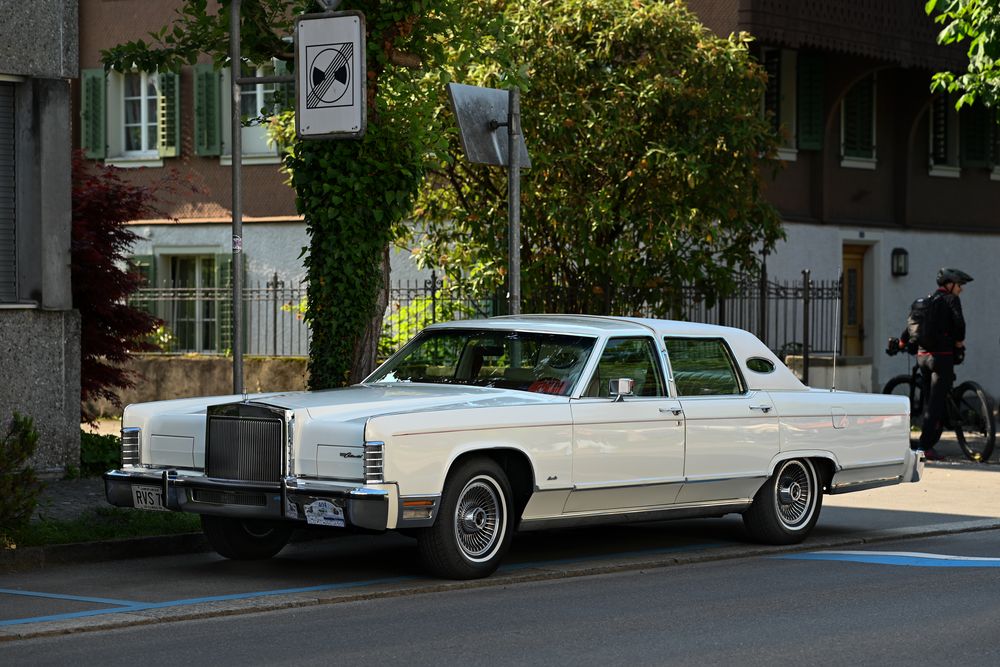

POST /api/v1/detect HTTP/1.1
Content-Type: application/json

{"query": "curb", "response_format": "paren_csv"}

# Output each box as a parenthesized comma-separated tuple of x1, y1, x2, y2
(0, 533, 210, 573)
(3, 518, 1000, 642)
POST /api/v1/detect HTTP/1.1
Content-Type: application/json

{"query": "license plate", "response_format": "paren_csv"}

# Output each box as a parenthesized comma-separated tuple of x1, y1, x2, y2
(132, 484, 167, 511)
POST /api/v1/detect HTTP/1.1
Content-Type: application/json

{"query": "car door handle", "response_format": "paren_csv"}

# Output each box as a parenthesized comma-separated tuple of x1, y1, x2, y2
(659, 408, 683, 416)
(749, 405, 772, 413)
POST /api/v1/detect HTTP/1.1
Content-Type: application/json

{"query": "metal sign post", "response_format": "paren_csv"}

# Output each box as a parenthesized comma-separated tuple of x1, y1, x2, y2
(446, 83, 531, 315)
(230, 0, 245, 395)
(506, 88, 521, 315)
(228, 1, 364, 394)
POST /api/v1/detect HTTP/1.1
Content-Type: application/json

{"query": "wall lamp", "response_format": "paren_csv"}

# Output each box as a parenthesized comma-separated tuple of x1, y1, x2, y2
(890, 247, 909, 277)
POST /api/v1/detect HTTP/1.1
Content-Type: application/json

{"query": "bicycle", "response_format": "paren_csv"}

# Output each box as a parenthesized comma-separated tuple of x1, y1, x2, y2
(882, 350, 995, 462)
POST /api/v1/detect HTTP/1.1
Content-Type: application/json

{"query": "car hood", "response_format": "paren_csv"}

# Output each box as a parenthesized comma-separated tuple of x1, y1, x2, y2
(126, 383, 564, 425)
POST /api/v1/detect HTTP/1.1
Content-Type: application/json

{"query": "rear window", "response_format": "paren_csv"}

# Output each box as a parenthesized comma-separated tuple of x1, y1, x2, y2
(664, 337, 744, 396)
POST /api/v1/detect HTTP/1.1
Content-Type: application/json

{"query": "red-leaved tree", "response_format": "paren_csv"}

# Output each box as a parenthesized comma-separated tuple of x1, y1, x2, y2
(71, 153, 162, 417)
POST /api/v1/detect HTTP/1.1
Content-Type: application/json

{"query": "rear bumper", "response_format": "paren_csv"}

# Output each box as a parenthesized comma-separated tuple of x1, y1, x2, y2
(104, 468, 389, 531)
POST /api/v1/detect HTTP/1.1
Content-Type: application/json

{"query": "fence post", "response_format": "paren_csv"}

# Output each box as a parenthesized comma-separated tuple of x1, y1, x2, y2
(802, 269, 810, 385)
(757, 261, 768, 341)
(267, 272, 284, 357)
(429, 270, 438, 324)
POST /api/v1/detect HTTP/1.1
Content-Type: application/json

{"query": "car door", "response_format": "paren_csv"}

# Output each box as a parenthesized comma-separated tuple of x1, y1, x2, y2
(566, 336, 685, 513)
(664, 337, 779, 504)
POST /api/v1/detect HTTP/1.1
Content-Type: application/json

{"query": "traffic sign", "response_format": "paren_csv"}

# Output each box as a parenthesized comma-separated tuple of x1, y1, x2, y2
(295, 11, 366, 139)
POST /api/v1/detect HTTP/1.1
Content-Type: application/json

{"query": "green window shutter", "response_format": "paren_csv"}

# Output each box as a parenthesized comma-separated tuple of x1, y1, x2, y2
(193, 64, 221, 156)
(843, 74, 874, 158)
(762, 50, 781, 134)
(214, 254, 248, 354)
(796, 53, 824, 150)
(960, 102, 992, 167)
(157, 71, 181, 158)
(81, 68, 106, 160)
(128, 254, 158, 320)
(274, 58, 293, 111)
(930, 94, 949, 164)
(992, 109, 1000, 166)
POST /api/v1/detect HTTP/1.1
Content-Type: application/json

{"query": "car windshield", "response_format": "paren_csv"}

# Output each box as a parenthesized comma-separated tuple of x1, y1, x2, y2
(368, 329, 597, 396)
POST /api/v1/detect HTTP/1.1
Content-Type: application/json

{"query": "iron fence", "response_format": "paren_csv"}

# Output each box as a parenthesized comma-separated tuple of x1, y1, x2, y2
(132, 271, 843, 364)
(130, 275, 310, 356)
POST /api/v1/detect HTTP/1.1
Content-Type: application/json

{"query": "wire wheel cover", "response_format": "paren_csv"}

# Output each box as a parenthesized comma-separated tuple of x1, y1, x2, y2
(774, 460, 815, 529)
(453, 476, 504, 561)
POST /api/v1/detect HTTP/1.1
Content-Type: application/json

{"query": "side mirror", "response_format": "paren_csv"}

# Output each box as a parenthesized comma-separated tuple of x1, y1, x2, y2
(608, 378, 635, 402)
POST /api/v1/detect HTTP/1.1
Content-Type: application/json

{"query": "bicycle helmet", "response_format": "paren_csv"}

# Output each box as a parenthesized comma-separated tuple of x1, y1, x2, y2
(936, 267, 973, 286)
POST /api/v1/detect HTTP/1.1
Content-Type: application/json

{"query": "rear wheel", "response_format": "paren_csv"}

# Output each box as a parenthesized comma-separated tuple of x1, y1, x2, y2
(951, 381, 996, 462)
(883, 374, 922, 432)
(417, 457, 513, 579)
(200, 515, 293, 560)
(743, 458, 822, 545)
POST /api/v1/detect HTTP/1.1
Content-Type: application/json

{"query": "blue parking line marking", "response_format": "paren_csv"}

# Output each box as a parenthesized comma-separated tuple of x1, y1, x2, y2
(0, 577, 416, 627)
(0, 588, 141, 607)
(778, 550, 1000, 567)
(1, 540, 731, 628)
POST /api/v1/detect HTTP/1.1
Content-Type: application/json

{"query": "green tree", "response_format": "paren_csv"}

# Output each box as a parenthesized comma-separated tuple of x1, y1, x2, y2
(416, 0, 783, 316)
(926, 0, 1000, 108)
(103, 0, 505, 386)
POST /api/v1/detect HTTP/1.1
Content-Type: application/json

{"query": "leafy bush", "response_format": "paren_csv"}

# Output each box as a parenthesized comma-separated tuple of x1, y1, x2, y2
(72, 152, 166, 417)
(0, 413, 43, 542)
(80, 430, 121, 477)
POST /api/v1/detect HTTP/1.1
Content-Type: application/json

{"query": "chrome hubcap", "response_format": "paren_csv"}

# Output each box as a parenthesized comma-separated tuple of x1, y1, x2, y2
(453, 477, 504, 561)
(774, 461, 815, 529)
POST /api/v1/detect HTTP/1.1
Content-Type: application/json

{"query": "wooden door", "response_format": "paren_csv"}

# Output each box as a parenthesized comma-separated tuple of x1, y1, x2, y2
(842, 245, 866, 356)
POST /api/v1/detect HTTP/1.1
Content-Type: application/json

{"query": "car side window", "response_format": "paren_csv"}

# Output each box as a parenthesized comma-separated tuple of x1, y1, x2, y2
(584, 337, 665, 398)
(664, 337, 744, 396)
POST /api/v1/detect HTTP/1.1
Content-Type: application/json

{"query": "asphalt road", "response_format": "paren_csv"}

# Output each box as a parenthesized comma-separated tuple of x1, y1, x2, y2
(3, 462, 1000, 649)
(4, 529, 1000, 665)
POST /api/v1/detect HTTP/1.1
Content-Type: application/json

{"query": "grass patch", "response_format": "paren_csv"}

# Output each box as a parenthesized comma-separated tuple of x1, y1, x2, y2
(6, 507, 200, 549)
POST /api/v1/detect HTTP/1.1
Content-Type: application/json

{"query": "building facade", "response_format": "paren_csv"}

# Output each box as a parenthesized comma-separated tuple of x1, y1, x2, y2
(78, 0, 1000, 398)
(688, 0, 1000, 396)
(0, 0, 81, 473)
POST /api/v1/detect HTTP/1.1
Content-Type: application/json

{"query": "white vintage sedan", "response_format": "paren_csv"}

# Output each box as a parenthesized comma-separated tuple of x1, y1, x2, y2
(105, 316, 922, 579)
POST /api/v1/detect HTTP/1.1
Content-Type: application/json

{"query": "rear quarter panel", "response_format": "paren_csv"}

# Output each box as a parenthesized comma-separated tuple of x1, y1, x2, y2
(770, 389, 910, 470)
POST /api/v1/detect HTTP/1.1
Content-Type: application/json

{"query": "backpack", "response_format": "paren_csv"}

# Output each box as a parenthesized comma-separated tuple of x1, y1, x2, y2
(906, 292, 942, 352)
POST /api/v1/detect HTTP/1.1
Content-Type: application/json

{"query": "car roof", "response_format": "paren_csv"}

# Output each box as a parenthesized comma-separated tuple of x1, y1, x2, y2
(425, 314, 741, 338)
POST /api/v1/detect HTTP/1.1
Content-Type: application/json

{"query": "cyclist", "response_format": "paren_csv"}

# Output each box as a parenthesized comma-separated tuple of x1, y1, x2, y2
(907, 267, 973, 460)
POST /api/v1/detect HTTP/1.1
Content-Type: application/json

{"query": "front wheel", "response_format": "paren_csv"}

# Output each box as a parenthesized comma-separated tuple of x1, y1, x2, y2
(416, 457, 514, 579)
(743, 458, 822, 545)
(951, 381, 996, 462)
(200, 515, 293, 560)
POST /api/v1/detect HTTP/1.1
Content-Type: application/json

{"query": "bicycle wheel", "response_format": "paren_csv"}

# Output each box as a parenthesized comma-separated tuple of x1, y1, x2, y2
(883, 374, 923, 432)
(951, 381, 996, 462)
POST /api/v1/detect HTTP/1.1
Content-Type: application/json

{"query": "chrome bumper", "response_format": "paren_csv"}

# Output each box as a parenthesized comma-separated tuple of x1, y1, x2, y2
(104, 469, 389, 531)
(903, 448, 924, 483)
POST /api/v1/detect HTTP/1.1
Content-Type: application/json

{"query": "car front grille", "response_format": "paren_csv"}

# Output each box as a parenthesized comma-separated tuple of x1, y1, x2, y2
(192, 489, 268, 507)
(205, 414, 283, 482)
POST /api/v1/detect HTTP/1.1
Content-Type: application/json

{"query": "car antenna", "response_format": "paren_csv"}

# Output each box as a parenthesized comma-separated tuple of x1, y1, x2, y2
(831, 269, 843, 392)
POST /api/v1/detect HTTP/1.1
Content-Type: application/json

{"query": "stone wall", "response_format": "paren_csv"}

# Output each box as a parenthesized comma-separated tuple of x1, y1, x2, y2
(0, 309, 81, 475)
(86, 355, 310, 419)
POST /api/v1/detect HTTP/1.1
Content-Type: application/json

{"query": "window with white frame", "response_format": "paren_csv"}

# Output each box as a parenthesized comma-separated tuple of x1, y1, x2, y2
(130, 251, 240, 354)
(80, 68, 180, 166)
(193, 60, 289, 163)
(122, 72, 159, 156)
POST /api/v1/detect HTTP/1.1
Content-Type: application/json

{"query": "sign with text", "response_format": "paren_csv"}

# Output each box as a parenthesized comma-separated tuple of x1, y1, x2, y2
(295, 11, 366, 140)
